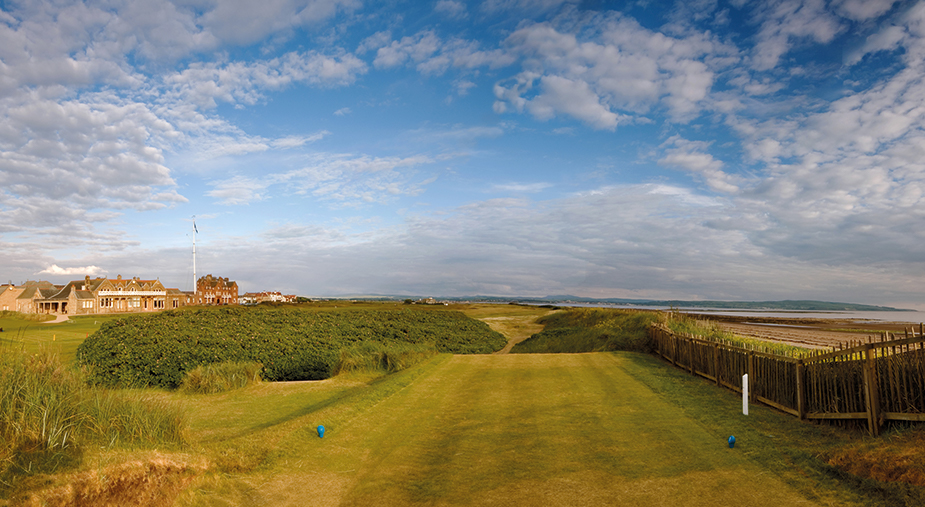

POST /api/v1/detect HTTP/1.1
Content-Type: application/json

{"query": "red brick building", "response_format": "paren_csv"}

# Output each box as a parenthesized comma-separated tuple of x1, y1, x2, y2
(195, 274, 238, 305)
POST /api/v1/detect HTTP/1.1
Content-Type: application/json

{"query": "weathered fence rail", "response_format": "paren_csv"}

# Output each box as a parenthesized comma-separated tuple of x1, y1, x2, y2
(648, 324, 925, 435)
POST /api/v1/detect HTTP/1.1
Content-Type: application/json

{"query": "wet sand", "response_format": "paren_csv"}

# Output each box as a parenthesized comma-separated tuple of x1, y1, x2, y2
(684, 313, 925, 350)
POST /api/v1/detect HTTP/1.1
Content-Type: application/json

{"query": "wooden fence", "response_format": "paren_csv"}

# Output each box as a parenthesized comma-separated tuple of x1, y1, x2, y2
(648, 324, 925, 435)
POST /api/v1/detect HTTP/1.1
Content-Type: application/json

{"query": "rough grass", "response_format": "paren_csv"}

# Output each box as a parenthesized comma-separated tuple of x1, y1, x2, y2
(331, 342, 438, 376)
(664, 312, 811, 356)
(0, 346, 187, 499)
(510, 308, 660, 353)
(180, 362, 263, 395)
(10, 451, 208, 507)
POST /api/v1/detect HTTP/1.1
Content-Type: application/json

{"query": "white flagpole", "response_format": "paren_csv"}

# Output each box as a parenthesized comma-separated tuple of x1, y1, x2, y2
(192, 216, 197, 296)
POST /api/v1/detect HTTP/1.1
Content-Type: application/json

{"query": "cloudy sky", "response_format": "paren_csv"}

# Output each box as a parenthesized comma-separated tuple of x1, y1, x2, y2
(2, 0, 924, 308)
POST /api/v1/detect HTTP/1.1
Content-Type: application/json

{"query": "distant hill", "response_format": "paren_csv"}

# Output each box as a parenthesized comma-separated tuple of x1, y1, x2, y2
(347, 294, 910, 312)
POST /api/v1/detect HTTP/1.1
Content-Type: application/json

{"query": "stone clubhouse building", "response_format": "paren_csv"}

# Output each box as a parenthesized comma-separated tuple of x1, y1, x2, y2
(0, 274, 239, 316)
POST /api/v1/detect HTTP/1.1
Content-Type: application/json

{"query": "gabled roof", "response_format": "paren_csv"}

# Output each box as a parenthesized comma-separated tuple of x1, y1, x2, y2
(17, 285, 62, 300)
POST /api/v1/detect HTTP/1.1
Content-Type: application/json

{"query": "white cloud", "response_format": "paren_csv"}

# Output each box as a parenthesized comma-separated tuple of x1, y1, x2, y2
(372, 31, 515, 75)
(0, 93, 183, 228)
(493, 15, 732, 128)
(199, 0, 360, 46)
(271, 132, 330, 148)
(207, 175, 270, 205)
(357, 31, 392, 55)
(658, 136, 740, 194)
(525, 75, 623, 129)
(374, 31, 442, 69)
(164, 51, 367, 110)
(749, 0, 844, 71)
(492, 182, 553, 193)
(832, 0, 898, 21)
(480, 0, 576, 14)
(435, 1, 467, 19)
(206, 152, 438, 206)
(334, 107, 352, 116)
(171, 183, 925, 304)
(38, 264, 106, 276)
(846, 25, 907, 65)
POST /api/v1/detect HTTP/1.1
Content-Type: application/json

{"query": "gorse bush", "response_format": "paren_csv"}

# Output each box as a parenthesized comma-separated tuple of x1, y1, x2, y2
(0, 346, 186, 492)
(511, 308, 660, 354)
(180, 362, 263, 394)
(78, 307, 506, 388)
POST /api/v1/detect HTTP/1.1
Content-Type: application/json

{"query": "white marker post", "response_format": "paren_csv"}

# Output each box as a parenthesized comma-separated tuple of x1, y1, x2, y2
(742, 374, 749, 416)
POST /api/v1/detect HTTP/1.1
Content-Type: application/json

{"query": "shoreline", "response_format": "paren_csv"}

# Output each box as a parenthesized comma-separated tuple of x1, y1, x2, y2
(686, 313, 924, 350)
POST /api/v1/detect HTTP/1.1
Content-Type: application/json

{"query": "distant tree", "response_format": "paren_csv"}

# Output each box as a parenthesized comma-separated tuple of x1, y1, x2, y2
(403, 299, 413, 305)
(296, 297, 311, 303)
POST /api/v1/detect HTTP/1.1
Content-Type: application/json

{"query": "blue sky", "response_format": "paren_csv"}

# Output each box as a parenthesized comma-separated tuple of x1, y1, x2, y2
(2, 0, 925, 308)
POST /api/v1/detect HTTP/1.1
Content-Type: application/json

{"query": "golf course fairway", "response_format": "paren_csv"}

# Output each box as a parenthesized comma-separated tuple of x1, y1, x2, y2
(180, 353, 866, 506)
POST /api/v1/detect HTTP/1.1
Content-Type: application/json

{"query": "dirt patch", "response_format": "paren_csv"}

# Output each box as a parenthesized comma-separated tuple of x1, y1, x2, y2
(10, 454, 207, 507)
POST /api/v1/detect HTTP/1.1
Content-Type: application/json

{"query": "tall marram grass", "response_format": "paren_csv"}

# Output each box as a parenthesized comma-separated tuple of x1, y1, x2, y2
(0, 346, 186, 490)
(664, 313, 809, 356)
(511, 308, 661, 354)
(180, 362, 263, 394)
(331, 342, 438, 376)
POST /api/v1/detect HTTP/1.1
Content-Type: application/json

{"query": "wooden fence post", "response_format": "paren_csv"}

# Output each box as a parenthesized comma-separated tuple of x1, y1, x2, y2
(747, 352, 754, 402)
(796, 360, 805, 420)
(862, 344, 881, 436)
(687, 336, 694, 375)
(714, 344, 720, 386)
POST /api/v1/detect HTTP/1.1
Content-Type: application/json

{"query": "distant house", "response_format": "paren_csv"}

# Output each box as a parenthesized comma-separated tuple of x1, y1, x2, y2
(5, 276, 190, 316)
(416, 297, 448, 306)
(240, 291, 296, 305)
(196, 274, 239, 305)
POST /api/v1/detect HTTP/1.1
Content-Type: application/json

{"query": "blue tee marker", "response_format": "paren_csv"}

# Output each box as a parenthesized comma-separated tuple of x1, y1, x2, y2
(318, 425, 325, 438)
(728, 435, 736, 448)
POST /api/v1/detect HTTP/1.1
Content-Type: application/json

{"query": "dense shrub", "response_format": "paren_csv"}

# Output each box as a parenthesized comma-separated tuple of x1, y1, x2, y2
(77, 307, 505, 388)
(511, 308, 660, 354)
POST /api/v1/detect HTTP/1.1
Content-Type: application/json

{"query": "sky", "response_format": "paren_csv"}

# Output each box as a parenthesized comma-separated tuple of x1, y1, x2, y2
(2, 0, 925, 308)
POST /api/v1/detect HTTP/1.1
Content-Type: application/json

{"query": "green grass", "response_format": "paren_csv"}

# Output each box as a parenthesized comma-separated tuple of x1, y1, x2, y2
(0, 313, 122, 364)
(166, 352, 903, 506)
(7, 304, 923, 505)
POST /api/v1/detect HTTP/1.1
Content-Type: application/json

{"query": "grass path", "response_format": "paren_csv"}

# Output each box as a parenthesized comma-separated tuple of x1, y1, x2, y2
(480, 314, 549, 353)
(180, 353, 868, 506)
